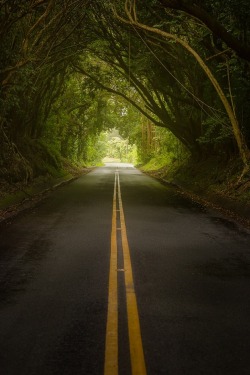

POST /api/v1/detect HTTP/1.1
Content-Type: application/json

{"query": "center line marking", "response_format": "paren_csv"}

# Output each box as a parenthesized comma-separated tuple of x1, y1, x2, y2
(104, 170, 147, 375)
(117, 172, 147, 375)
(104, 172, 118, 375)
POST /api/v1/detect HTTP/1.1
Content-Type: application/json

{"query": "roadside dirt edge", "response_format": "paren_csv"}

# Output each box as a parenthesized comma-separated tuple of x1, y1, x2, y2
(142, 170, 250, 230)
(0, 168, 94, 225)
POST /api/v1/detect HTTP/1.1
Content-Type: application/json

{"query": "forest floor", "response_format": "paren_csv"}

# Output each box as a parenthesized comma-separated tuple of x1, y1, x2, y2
(141, 156, 250, 229)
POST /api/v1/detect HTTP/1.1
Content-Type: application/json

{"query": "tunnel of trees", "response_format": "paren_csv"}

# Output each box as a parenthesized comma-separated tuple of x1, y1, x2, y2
(0, 0, 250, 186)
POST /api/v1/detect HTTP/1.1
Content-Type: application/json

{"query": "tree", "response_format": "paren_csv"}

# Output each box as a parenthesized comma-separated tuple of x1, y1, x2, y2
(157, 0, 250, 62)
(0, 0, 92, 180)
(1, 0, 249, 183)
(112, 0, 250, 172)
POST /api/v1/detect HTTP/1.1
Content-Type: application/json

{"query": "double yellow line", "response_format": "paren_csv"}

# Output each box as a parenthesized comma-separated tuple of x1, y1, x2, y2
(104, 170, 147, 375)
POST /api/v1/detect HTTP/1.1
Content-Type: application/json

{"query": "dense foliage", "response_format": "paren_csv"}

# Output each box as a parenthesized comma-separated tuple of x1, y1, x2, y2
(0, 0, 249, 184)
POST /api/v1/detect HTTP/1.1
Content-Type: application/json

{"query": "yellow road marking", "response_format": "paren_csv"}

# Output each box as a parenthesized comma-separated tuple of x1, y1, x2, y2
(117, 173, 147, 375)
(104, 172, 118, 375)
(104, 170, 147, 375)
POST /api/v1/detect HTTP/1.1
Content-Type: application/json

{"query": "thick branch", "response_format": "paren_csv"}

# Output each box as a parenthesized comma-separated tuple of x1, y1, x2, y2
(115, 1, 250, 167)
(73, 64, 165, 128)
(158, 0, 250, 62)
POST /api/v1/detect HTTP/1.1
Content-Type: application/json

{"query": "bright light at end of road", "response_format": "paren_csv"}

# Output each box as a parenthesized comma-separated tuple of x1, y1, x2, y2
(104, 162, 134, 168)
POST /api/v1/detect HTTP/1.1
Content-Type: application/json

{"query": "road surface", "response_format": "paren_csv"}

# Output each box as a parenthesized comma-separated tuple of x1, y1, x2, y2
(0, 164, 250, 375)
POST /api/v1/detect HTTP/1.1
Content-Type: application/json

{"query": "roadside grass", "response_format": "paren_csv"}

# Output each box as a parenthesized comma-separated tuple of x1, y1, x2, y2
(141, 154, 250, 219)
(0, 157, 90, 212)
(0, 173, 74, 210)
(141, 154, 174, 172)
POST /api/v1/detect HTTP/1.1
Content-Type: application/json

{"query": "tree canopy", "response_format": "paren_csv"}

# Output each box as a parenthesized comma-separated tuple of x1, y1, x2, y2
(0, 0, 249, 183)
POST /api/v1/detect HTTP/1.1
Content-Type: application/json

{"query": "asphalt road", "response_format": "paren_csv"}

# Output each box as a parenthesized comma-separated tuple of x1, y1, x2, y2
(0, 164, 250, 375)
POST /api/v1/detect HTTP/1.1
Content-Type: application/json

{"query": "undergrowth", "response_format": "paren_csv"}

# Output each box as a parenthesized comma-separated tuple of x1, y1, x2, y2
(142, 154, 250, 204)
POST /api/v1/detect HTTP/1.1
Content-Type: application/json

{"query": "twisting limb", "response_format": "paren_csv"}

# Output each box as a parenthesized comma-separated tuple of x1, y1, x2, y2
(113, 0, 250, 173)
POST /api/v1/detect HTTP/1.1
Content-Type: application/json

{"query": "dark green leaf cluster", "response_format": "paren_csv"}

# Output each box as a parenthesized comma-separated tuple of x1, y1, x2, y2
(1, 0, 249, 183)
